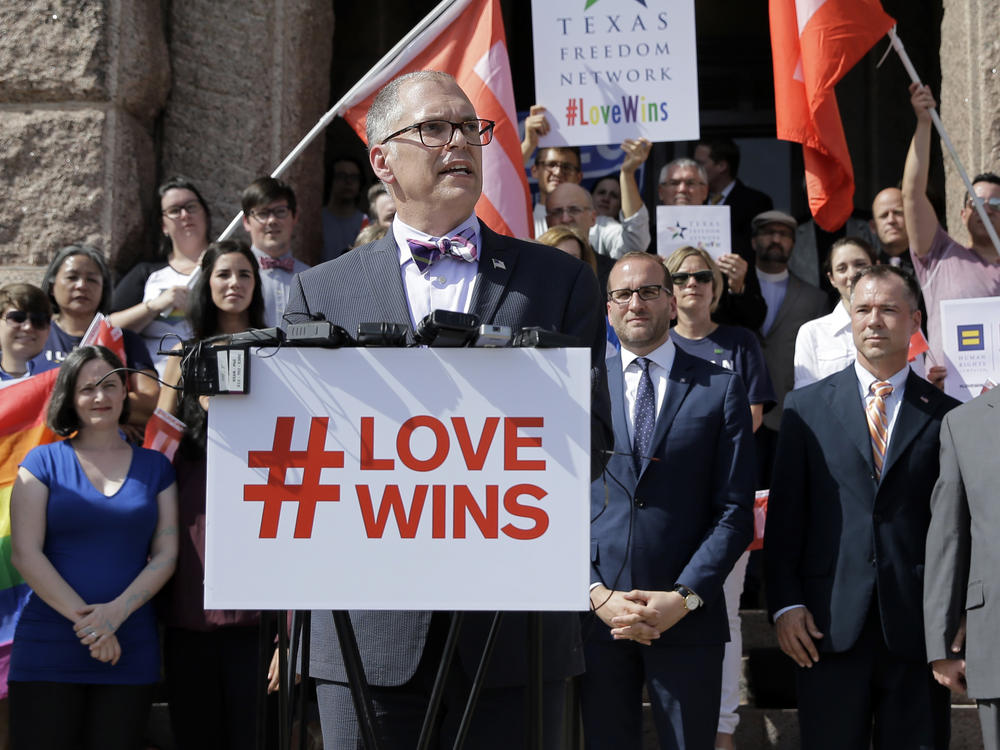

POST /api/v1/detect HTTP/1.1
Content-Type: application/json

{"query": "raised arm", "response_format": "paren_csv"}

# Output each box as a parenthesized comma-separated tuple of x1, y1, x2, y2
(619, 138, 651, 222)
(520, 105, 550, 167)
(901, 83, 942, 258)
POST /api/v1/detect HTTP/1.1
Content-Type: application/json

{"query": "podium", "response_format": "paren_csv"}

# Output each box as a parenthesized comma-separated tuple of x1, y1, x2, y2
(204, 347, 592, 748)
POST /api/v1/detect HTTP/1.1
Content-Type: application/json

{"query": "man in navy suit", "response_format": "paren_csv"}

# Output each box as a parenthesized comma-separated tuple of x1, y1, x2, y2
(284, 71, 611, 749)
(582, 251, 755, 749)
(764, 265, 957, 749)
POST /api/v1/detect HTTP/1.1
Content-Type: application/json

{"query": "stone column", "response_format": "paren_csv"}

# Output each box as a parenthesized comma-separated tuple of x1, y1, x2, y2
(940, 0, 1000, 243)
(160, 0, 334, 266)
(0, 1, 169, 283)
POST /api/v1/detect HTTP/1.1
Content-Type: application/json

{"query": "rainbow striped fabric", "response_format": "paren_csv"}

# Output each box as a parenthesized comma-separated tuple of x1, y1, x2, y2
(0, 368, 60, 696)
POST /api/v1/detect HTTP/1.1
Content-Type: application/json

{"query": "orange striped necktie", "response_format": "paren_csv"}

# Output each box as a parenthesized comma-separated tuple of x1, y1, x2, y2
(866, 380, 893, 478)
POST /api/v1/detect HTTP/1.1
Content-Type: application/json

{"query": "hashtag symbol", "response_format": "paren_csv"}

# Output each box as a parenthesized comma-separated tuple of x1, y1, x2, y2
(565, 98, 577, 126)
(244, 416, 344, 539)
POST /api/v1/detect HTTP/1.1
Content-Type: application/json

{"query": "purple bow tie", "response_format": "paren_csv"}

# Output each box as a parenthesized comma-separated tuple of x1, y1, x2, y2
(406, 229, 478, 273)
(259, 255, 295, 272)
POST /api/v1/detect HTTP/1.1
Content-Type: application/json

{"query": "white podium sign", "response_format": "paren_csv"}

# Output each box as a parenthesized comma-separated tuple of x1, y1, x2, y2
(939, 296, 1000, 402)
(656, 205, 732, 260)
(530, 0, 699, 146)
(205, 348, 591, 611)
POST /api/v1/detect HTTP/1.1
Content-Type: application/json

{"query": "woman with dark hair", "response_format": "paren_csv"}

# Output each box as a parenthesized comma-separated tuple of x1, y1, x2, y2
(591, 173, 622, 220)
(110, 176, 212, 376)
(793, 236, 878, 389)
(9, 345, 177, 750)
(33, 245, 159, 441)
(155, 240, 268, 749)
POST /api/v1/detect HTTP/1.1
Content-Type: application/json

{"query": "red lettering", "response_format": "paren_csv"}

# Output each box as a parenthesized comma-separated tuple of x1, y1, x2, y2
(453, 485, 499, 539)
(504, 417, 546, 470)
(356, 484, 426, 538)
(502, 484, 549, 540)
(397, 416, 449, 471)
(451, 416, 500, 470)
(360, 417, 394, 470)
(432, 485, 446, 538)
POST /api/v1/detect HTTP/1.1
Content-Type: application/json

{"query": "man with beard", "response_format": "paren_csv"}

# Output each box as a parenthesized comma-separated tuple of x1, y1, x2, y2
(749, 210, 828, 484)
(583, 251, 755, 749)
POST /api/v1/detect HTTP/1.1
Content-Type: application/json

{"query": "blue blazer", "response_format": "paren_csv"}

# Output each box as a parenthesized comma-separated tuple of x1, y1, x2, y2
(591, 347, 756, 646)
(284, 223, 612, 687)
(764, 366, 959, 659)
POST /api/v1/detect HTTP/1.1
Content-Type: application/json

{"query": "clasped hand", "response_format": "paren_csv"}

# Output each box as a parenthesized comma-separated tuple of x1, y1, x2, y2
(74, 601, 126, 665)
(591, 586, 688, 646)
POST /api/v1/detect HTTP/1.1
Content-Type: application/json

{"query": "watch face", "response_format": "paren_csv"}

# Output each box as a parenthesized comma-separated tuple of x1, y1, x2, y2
(685, 594, 700, 610)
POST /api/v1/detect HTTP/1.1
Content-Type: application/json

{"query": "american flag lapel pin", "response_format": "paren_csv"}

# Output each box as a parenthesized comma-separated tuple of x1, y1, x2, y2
(493, 258, 506, 270)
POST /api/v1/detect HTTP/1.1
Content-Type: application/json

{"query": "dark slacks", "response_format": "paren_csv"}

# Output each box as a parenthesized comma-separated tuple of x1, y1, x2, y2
(163, 625, 264, 750)
(580, 631, 723, 750)
(9, 680, 153, 750)
(795, 603, 951, 750)
(979, 699, 1000, 750)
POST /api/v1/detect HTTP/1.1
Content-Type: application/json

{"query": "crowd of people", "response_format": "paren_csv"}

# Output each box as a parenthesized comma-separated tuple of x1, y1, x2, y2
(1, 71, 998, 750)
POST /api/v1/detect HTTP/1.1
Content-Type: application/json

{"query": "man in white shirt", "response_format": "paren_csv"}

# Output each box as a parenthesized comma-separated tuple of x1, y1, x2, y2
(241, 177, 310, 328)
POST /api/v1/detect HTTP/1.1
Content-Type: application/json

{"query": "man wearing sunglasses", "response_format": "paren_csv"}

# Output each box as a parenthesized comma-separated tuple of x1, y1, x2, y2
(284, 71, 611, 750)
(903, 83, 1000, 379)
(0, 283, 57, 387)
(583, 251, 755, 749)
(241, 176, 310, 328)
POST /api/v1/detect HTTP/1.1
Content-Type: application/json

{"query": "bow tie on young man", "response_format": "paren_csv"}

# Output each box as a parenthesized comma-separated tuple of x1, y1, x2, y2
(258, 255, 296, 272)
(406, 229, 478, 274)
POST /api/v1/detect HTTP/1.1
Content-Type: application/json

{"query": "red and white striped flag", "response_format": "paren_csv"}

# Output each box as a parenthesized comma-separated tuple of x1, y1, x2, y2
(339, 0, 531, 239)
(770, 0, 894, 231)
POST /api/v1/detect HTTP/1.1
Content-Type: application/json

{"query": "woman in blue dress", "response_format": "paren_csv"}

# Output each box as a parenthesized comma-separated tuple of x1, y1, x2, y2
(9, 345, 178, 749)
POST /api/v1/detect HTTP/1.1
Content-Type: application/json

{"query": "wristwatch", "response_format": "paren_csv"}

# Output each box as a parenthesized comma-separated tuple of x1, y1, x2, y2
(673, 585, 703, 612)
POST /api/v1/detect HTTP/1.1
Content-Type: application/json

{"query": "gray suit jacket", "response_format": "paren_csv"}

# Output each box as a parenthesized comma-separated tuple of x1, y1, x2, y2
(283, 222, 611, 688)
(757, 272, 829, 431)
(924, 387, 1000, 699)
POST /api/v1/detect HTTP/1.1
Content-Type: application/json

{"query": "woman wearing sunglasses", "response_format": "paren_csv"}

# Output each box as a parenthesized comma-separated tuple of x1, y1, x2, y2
(0, 284, 56, 387)
(663, 245, 775, 750)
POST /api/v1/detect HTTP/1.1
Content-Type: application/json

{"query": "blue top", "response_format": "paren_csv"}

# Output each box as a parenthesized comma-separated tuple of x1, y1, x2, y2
(29, 320, 155, 372)
(0, 356, 57, 382)
(671, 324, 777, 409)
(11, 440, 174, 684)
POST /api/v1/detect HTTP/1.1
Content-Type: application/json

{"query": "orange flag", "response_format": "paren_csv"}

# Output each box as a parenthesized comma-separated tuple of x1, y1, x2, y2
(340, 0, 531, 239)
(770, 0, 895, 231)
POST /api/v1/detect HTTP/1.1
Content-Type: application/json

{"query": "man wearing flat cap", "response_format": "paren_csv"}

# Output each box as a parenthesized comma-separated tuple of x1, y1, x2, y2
(749, 210, 828, 484)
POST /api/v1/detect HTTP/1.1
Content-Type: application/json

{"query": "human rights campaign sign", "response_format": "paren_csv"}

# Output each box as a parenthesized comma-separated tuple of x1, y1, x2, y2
(530, 0, 699, 146)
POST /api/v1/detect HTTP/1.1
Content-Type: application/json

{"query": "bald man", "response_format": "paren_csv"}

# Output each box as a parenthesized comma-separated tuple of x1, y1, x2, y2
(545, 182, 644, 260)
(870, 188, 910, 267)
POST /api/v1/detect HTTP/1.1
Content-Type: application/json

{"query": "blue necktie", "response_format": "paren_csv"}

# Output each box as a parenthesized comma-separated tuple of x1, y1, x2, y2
(632, 357, 655, 474)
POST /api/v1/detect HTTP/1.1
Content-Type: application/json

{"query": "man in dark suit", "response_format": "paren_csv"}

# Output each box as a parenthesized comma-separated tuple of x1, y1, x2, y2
(582, 251, 755, 749)
(764, 265, 958, 749)
(924, 388, 1000, 750)
(749, 210, 828, 485)
(694, 138, 773, 259)
(284, 71, 611, 749)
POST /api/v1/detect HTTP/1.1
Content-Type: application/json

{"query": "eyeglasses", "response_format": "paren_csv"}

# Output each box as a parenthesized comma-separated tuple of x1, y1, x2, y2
(3, 310, 50, 329)
(662, 178, 706, 189)
(248, 206, 292, 222)
(608, 285, 670, 305)
(537, 160, 581, 175)
(966, 196, 1000, 213)
(546, 205, 591, 221)
(671, 270, 714, 286)
(380, 119, 496, 147)
(162, 201, 203, 219)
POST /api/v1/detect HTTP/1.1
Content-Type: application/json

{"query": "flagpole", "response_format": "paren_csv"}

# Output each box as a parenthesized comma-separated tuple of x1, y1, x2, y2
(887, 27, 1000, 255)
(217, 0, 466, 241)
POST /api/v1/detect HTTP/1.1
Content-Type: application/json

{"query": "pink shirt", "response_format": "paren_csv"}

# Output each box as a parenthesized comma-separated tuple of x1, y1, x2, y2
(911, 225, 1000, 365)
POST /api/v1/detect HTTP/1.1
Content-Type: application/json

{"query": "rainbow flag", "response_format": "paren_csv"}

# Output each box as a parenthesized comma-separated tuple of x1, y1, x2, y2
(0, 368, 61, 696)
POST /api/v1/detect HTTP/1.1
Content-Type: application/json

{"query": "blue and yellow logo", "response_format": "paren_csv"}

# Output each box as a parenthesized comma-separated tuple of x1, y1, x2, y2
(957, 324, 984, 351)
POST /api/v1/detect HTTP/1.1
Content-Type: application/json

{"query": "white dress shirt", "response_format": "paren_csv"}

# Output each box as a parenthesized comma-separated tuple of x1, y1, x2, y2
(251, 246, 310, 329)
(619, 337, 676, 445)
(590, 205, 651, 259)
(793, 302, 852, 389)
(392, 214, 480, 327)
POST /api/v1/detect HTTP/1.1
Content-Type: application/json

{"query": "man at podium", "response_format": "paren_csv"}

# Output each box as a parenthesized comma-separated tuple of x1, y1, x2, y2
(285, 71, 611, 749)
